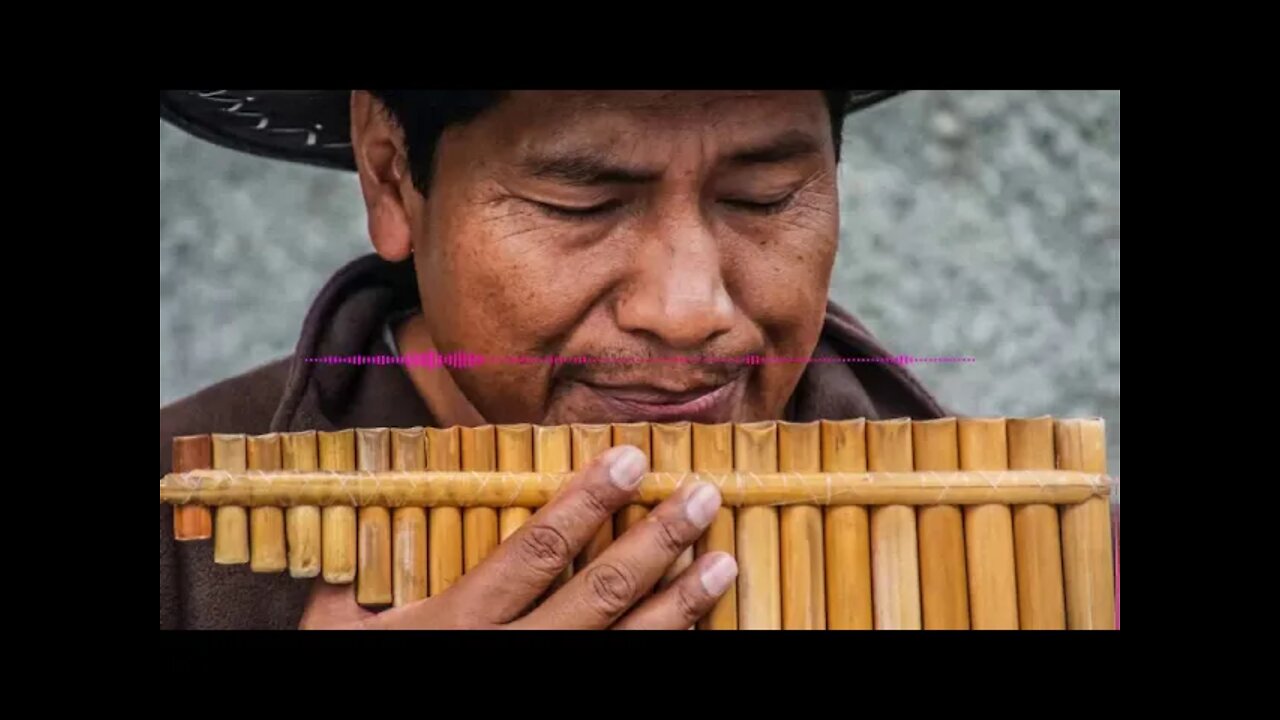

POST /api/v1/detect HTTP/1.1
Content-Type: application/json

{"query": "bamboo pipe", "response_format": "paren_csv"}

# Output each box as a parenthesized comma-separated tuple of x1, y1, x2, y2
(172, 435, 213, 540)
(355, 428, 392, 607)
(318, 430, 357, 584)
(247, 434, 287, 573)
(612, 422, 652, 537)
(913, 418, 969, 629)
(868, 419, 921, 630)
(1056, 418, 1115, 630)
(427, 427, 463, 597)
(959, 418, 1019, 629)
(497, 425, 534, 541)
(572, 424, 613, 571)
(211, 434, 249, 565)
(534, 425, 573, 590)
(822, 419, 872, 630)
(693, 423, 737, 630)
(779, 421, 825, 629)
(1008, 417, 1066, 629)
(281, 431, 322, 579)
(391, 428, 428, 607)
(735, 421, 781, 630)
(652, 422, 693, 591)
(461, 426, 499, 571)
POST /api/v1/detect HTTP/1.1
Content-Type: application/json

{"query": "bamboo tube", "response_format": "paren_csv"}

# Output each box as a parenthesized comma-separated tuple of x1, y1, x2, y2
(497, 425, 534, 541)
(247, 434, 287, 573)
(534, 425, 573, 589)
(735, 421, 781, 630)
(172, 435, 212, 540)
(868, 419, 920, 630)
(162, 470, 1107, 508)
(281, 431, 322, 579)
(913, 418, 970, 629)
(651, 423, 693, 591)
(318, 430, 357, 584)
(1009, 417, 1066, 629)
(355, 428, 392, 607)
(693, 423, 737, 630)
(212, 434, 249, 564)
(612, 422, 652, 537)
(779, 421, 825, 629)
(1056, 418, 1115, 630)
(572, 424, 613, 571)
(615, 505, 650, 537)
(822, 419, 872, 630)
(959, 418, 1019, 629)
(427, 427, 463, 596)
(461, 426, 500, 571)
(391, 428, 428, 607)
(1113, 498, 1120, 629)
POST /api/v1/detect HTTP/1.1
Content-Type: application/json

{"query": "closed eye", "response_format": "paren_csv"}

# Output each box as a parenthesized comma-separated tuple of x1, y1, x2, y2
(722, 193, 796, 215)
(532, 199, 622, 220)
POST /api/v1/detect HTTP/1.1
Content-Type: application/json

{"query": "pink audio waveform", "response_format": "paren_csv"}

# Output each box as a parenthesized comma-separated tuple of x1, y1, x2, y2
(303, 352, 976, 368)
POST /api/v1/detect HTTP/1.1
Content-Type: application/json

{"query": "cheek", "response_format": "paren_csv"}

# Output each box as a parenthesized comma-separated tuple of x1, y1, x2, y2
(726, 222, 835, 419)
(424, 209, 613, 357)
(726, 221, 837, 351)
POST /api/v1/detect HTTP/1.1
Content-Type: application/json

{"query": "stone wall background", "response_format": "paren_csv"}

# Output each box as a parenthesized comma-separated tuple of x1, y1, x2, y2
(159, 90, 1120, 474)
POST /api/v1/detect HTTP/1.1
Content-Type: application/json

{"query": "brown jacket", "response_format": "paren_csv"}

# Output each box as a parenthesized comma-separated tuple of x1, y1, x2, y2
(159, 254, 947, 629)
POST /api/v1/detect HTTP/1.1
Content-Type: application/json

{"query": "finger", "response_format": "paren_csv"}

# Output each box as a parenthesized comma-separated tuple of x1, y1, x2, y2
(612, 552, 738, 630)
(512, 480, 721, 630)
(298, 581, 377, 630)
(443, 444, 649, 624)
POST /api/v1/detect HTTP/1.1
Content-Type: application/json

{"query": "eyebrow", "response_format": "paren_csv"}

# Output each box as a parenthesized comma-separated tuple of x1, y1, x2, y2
(519, 151, 661, 187)
(518, 130, 826, 187)
(725, 130, 825, 166)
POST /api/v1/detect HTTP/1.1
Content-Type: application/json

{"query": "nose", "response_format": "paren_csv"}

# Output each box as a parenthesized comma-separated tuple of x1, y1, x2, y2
(614, 216, 736, 351)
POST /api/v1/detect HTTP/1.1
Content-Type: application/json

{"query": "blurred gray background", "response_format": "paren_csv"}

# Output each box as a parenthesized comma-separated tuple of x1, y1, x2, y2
(160, 90, 1120, 474)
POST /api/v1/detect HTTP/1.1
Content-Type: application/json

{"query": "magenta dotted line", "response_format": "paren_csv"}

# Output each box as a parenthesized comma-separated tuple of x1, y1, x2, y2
(302, 354, 978, 367)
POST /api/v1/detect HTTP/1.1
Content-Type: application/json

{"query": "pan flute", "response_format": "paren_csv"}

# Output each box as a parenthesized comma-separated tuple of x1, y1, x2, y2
(162, 416, 1118, 630)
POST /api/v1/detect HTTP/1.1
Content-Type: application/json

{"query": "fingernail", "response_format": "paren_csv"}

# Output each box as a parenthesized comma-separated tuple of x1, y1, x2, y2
(700, 554, 737, 596)
(607, 446, 647, 490)
(684, 483, 721, 528)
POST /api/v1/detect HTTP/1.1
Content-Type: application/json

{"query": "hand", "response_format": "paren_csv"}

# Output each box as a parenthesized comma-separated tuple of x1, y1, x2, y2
(299, 444, 738, 629)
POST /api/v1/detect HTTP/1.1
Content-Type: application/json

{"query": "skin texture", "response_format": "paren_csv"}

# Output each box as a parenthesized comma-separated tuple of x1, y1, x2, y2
(351, 90, 841, 429)
(302, 91, 842, 629)
(299, 446, 738, 630)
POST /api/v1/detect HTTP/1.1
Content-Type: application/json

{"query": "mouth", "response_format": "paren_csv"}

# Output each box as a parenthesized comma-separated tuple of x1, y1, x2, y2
(577, 376, 744, 424)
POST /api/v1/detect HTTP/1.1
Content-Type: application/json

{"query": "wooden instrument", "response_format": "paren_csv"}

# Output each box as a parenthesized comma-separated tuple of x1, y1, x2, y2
(163, 417, 1118, 630)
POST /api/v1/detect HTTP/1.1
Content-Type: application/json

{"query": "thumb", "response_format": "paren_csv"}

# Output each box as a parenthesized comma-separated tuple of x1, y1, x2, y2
(299, 581, 377, 629)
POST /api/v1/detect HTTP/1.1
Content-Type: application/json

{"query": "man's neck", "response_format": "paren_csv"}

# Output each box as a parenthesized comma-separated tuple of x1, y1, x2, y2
(393, 313, 486, 428)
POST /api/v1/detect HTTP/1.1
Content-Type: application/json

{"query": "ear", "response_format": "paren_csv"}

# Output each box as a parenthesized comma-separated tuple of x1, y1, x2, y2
(350, 91, 414, 262)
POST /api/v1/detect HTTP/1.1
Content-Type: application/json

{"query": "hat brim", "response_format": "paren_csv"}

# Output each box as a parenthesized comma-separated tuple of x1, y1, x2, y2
(160, 90, 905, 173)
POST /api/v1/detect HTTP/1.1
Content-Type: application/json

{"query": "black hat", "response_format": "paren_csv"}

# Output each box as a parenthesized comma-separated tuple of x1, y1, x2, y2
(159, 90, 905, 172)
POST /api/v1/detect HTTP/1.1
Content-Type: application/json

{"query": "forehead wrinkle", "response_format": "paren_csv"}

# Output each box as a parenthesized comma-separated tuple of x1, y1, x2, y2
(500, 90, 826, 134)
(494, 92, 831, 185)
(588, 90, 791, 115)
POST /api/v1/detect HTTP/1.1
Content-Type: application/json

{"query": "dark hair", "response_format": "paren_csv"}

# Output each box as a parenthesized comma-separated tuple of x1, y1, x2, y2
(368, 90, 852, 196)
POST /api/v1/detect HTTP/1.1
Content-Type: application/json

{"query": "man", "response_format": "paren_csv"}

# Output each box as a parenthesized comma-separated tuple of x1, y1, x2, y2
(159, 90, 947, 629)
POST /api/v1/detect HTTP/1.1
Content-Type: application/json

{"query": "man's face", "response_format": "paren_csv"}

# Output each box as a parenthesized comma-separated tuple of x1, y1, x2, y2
(406, 91, 839, 425)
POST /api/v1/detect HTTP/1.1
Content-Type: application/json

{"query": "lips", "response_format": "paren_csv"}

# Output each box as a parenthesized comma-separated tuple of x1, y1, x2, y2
(579, 378, 742, 423)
